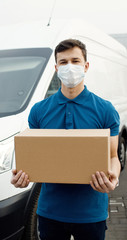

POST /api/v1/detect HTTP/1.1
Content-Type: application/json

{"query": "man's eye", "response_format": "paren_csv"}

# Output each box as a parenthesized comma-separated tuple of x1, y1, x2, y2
(60, 62, 67, 65)
(73, 60, 80, 63)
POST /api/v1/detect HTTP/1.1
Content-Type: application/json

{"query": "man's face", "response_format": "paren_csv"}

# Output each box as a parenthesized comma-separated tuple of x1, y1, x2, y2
(55, 46, 89, 72)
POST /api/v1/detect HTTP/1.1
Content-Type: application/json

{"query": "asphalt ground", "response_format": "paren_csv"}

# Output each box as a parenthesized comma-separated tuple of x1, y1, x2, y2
(105, 162, 127, 240)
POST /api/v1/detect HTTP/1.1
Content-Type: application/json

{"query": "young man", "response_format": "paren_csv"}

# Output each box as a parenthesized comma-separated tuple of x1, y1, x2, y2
(11, 39, 120, 240)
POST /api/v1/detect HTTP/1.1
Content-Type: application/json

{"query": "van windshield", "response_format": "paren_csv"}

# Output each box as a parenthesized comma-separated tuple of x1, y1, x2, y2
(0, 48, 52, 117)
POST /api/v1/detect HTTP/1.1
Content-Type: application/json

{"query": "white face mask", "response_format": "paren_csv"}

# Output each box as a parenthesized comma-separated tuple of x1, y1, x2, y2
(57, 64, 85, 88)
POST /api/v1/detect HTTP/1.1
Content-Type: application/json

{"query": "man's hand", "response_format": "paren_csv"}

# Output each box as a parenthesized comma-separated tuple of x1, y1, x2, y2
(90, 170, 119, 193)
(11, 169, 30, 188)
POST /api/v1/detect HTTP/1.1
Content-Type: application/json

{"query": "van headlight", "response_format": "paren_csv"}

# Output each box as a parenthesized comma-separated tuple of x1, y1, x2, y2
(0, 139, 14, 173)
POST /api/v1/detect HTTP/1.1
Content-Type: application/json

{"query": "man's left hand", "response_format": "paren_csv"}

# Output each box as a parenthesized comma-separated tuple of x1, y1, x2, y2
(90, 170, 119, 193)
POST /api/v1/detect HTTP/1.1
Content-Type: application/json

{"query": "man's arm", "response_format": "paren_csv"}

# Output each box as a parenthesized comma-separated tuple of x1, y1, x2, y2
(90, 135, 121, 193)
(110, 135, 121, 179)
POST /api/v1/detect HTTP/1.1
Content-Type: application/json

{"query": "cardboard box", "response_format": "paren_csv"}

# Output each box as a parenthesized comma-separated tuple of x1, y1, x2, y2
(15, 128, 110, 184)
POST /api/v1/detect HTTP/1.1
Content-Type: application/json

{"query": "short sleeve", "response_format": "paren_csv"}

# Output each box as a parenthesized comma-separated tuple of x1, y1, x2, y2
(28, 103, 39, 129)
(104, 102, 120, 136)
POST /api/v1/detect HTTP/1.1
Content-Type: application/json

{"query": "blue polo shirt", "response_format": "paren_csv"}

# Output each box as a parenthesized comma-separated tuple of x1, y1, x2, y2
(28, 86, 120, 223)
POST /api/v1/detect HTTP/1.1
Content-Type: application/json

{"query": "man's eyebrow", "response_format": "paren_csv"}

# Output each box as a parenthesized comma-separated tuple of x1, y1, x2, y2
(59, 59, 67, 62)
(72, 58, 80, 60)
(59, 57, 81, 62)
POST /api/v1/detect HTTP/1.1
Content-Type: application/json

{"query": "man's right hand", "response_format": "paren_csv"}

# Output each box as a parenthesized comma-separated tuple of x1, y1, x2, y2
(11, 169, 30, 188)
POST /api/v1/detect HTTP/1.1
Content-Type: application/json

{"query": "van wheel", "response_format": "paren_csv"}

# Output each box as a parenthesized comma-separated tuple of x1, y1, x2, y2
(22, 183, 41, 240)
(119, 137, 126, 171)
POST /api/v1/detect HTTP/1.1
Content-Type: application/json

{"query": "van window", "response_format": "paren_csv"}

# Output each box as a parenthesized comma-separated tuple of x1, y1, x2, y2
(45, 72, 61, 98)
(0, 48, 52, 117)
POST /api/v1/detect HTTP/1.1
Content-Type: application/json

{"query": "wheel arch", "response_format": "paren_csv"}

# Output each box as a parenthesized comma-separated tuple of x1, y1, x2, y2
(118, 125, 127, 150)
(23, 182, 42, 226)
(118, 125, 127, 171)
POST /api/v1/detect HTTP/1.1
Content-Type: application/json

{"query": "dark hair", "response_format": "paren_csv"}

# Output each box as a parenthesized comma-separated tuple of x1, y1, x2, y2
(55, 39, 87, 62)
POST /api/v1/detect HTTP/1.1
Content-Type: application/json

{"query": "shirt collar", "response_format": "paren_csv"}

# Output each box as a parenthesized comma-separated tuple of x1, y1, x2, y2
(57, 85, 90, 105)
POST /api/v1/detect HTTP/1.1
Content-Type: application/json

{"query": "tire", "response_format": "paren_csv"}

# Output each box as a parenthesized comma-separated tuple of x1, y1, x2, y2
(21, 183, 42, 240)
(118, 137, 126, 171)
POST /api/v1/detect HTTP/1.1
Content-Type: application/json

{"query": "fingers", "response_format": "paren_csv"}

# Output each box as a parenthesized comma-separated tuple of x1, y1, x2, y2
(90, 179, 102, 192)
(90, 171, 115, 193)
(11, 170, 30, 188)
(11, 170, 22, 185)
(90, 172, 107, 193)
(12, 169, 17, 175)
(108, 170, 119, 187)
(108, 170, 116, 179)
(17, 173, 29, 188)
(21, 174, 30, 188)
(100, 171, 115, 191)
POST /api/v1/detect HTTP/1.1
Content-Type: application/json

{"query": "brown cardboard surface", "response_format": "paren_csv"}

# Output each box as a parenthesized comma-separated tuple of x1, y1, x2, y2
(15, 128, 110, 184)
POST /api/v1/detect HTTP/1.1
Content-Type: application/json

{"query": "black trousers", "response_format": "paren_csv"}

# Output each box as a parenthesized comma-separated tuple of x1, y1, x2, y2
(38, 215, 107, 240)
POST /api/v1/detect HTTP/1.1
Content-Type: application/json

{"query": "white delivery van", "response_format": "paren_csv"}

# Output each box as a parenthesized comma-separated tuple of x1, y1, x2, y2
(0, 19, 127, 240)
